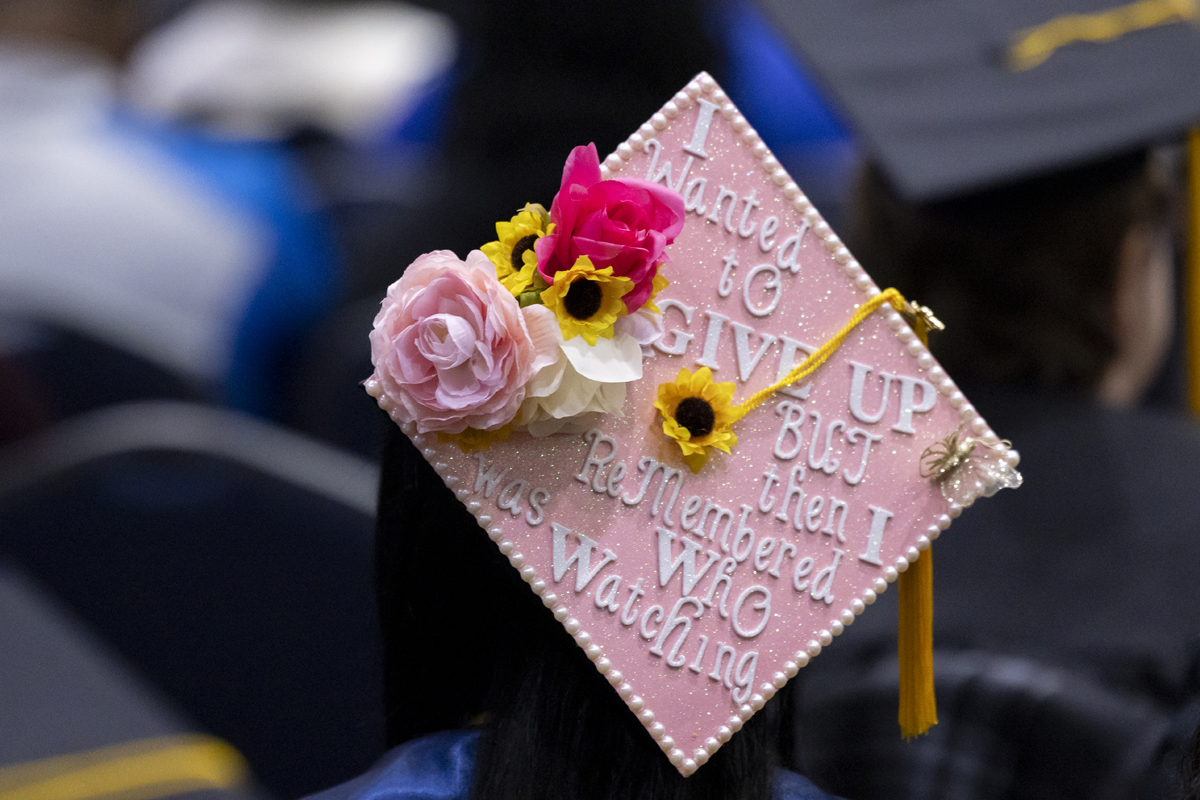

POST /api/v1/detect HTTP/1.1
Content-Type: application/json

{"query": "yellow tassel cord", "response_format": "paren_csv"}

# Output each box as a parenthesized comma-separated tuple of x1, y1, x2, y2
(1006, 0, 1197, 71)
(732, 288, 906, 416)
(1188, 129, 1200, 417)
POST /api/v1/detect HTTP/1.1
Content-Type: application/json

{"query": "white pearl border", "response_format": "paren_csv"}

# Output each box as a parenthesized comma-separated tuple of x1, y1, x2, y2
(373, 72, 1020, 779)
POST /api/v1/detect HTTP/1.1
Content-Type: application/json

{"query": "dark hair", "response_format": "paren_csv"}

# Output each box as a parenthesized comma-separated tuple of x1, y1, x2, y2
(848, 150, 1171, 392)
(375, 425, 781, 800)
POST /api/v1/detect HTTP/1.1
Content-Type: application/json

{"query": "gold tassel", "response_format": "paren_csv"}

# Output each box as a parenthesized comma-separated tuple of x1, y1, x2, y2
(896, 300, 940, 738)
(897, 549, 936, 737)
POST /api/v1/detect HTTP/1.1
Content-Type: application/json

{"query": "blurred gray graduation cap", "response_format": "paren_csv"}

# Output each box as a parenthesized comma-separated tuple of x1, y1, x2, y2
(756, 0, 1200, 200)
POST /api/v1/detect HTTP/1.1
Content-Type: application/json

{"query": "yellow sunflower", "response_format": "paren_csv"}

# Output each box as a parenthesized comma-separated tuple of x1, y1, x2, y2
(438, 424, 513, 453)
(480, 203, 554, 296)
(643, 269, 670, 314)
(654, 367, 744, 473)
(540, 256, 633, 345)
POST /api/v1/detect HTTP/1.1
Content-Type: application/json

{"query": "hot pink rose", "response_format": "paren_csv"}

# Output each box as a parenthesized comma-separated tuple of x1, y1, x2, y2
(536, 143, 685, 313)
(369, 250, 560, 434)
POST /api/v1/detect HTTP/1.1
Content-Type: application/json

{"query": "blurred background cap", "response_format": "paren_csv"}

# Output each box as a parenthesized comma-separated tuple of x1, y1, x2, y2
(124, 0, 457, 143)
(757, 0, 1200, 200)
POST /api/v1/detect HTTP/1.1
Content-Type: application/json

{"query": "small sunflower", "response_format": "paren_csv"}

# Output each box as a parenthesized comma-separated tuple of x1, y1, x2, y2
(438, 424, 513, 453)
(481, 203, 554, 296)
(644, 269, 669, 314)
(540, 256, 633, 345)
(654, 367, 744, 473)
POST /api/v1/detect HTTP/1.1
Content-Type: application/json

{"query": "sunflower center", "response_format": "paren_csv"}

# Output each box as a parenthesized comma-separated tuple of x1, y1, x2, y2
(675, 397, 715, 438)
(563, 278, 603, 320)
(510, 234, 539, 270)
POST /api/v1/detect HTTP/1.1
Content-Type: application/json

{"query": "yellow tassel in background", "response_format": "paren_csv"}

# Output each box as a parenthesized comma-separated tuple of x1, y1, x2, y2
(1187, 129, 1200, 418)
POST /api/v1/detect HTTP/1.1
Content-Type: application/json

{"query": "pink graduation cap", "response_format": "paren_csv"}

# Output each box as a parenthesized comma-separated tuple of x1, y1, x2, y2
(365, 73, 1021, 776)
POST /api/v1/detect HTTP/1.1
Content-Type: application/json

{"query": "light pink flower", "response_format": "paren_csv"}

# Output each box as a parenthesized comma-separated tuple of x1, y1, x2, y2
(369, 250, 560, 434)
(536, 143, 685, 313)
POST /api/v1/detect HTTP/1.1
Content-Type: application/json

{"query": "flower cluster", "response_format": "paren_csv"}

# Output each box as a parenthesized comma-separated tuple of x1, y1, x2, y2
(368, 144, 685, 449)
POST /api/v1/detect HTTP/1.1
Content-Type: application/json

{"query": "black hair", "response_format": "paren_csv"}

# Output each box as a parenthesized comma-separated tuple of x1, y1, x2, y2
(375, 424, 781, 800)
(848, 149, 1172, 392)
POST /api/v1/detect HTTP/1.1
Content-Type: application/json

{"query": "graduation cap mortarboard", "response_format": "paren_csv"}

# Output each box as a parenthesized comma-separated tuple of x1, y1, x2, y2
(757, 0, 1200, 200)
(365, 73, 1023, 773)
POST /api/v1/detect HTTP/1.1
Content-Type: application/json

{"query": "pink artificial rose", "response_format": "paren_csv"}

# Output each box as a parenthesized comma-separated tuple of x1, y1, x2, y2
(369, 250, 560, 434)
(536, 143, 685, 313)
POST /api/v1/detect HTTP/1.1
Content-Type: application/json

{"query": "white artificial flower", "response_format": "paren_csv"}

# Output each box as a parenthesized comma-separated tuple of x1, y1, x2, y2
(514, 331, 643, 437)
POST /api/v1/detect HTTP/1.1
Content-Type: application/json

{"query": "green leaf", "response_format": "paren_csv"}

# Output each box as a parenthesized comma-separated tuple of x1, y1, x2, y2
(518, 290, 545, 308)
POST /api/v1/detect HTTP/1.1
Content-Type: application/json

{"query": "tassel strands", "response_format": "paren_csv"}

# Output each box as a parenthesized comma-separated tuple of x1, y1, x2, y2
(897, 549, 937, 738)
(896, 302, 938, 738)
